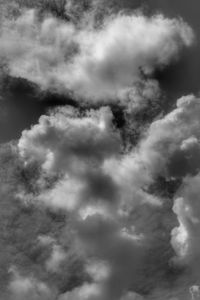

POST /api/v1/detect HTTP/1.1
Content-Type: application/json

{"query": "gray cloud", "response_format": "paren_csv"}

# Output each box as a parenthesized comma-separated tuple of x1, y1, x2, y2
(8, 267, 54, 300)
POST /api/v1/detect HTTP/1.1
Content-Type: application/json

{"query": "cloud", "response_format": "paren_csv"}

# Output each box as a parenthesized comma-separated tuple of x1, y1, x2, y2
(46, 244, 66, 273)
(72, 94, 200, 299)
(15, 92, 182, 300)
(0, 9, 194, 104)
(74, 214, 147, 299)
(16, 94, 200, 300)
(58, 283, 103, 300)
(21, 93, 200, 213)
(0, 143, 89, 299)
(129, 95, 200, 179)
(1, 3, 199, 300)
(169, 173, 200, 299)
(14, 93, 200, 300)
(37, 235, 67, 273)
(171, 174, 200, 270)
(117, 94, 200, 296)
(18, 105, 120, 173)
(8, 267, 54, 300)
(16, 100, 182, 300)
(18, 105, 121, 214)
(18, 93, 200, 221)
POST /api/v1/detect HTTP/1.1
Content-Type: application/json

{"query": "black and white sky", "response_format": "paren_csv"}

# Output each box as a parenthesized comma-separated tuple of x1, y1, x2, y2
(1, 1, 200, 300)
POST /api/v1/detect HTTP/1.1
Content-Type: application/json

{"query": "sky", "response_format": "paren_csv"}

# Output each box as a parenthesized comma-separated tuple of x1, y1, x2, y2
(1, 1, 200, 300)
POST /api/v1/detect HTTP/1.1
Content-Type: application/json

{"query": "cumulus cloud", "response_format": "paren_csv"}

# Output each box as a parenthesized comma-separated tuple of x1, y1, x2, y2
(15, 95, 200, 300)
(0, 9, 194, 104)
(1, 2, 199, 300)
(18, 105, 121, 215)
(129, 95, 200, 179)
(16, 98, 188, 299)
(21, 95, 200, 209)
(18, 105, 120, 173)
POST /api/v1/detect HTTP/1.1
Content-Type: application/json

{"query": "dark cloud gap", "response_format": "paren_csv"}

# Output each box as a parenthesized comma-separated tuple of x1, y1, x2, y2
(145, 0, 200, 111)
(154, 46, 200, 112)
(0, 76, 78, 143)
(148, 176, 182, 200)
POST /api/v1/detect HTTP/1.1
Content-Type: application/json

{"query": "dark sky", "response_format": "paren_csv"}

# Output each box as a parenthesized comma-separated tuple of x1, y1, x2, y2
(148, 0, 200, 99)
(0, 0, 200, 143)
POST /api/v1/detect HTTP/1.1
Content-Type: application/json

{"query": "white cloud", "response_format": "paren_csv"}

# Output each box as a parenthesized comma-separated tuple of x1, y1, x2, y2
(16, 94, 200, 300)
(39, 175, 84, 211)
(0, 9, 194, 104)
(9, 8, 199, 295)
(18, 105, 120, 173)
(18, 105, 121, 214)
(16, 94, 189, 300)
(1, 2, 199, 299)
